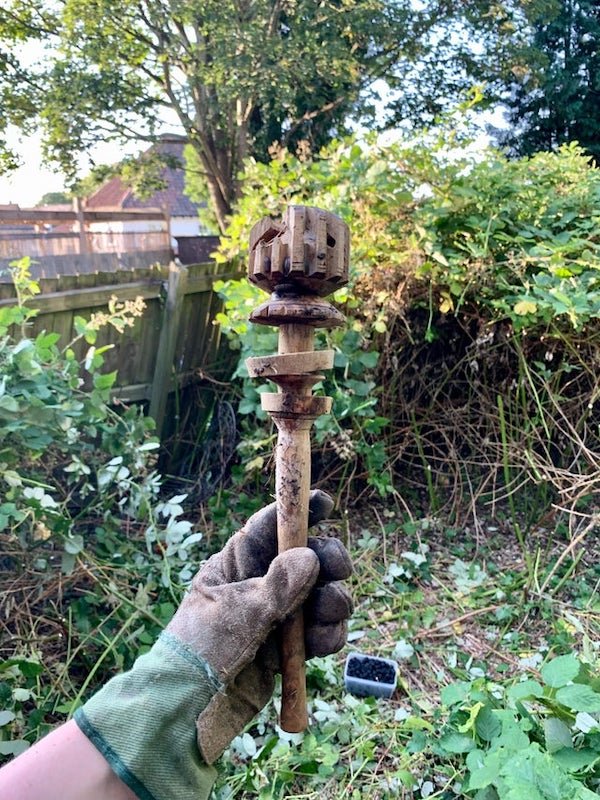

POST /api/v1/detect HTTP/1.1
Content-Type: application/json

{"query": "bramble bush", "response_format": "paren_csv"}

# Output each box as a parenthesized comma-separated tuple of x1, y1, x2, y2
(0, 137, 598, 798)
(215, 114, 600, 529)
(207, 121, 600, 796)
(0, 261, 205, 757)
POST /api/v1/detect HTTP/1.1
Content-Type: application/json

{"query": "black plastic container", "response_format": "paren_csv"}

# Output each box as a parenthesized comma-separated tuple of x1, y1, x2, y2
(344, 651, 398, 699)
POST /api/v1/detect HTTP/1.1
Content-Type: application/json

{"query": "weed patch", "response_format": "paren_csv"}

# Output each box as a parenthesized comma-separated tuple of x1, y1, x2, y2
(212, 513, 600, 798)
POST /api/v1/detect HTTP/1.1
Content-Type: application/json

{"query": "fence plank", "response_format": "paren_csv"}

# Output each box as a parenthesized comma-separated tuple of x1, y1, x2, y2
(3, 261, 239, 450)
(0, 279, 164, 312)
(149, 262, 189, 437)
(0, 207, 166, 223)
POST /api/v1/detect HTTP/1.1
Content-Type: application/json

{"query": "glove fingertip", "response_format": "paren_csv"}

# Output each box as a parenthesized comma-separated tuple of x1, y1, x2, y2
(307, 536, 353, 581)
(306, 621, 348, 658)
(243, 500, 278, 538)
(308, 490, 334, 525)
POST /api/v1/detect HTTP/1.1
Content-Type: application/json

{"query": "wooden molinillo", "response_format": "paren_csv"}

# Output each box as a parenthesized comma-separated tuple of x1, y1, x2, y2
(246, 205, 349, 732)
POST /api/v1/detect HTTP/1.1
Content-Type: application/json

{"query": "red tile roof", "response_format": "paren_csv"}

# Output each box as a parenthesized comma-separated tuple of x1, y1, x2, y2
(86, 178, 131, 209)
(86, 136, 202, 217)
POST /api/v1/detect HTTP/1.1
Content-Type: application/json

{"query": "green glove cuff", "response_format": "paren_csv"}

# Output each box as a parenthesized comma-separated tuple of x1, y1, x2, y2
(74, 631, 222, 800)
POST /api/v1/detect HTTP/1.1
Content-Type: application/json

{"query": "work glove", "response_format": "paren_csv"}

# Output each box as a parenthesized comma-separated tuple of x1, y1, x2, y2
(75, 490, 353, 800)
(172, 488, 353, 764)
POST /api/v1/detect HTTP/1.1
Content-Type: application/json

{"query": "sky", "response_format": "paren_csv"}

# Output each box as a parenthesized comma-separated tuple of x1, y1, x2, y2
(0, 129, 143, 206)
(0, 36, 155, 206)
(0, 96, 186, 205)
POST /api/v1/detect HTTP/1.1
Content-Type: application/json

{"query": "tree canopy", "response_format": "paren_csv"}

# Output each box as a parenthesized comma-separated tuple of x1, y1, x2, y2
(495, 0, 600, 161)
(35, 191, 70, 206)
(2, 0, 546, 231)
(2, 1, 595, 229)
(2, 0, 435, 231)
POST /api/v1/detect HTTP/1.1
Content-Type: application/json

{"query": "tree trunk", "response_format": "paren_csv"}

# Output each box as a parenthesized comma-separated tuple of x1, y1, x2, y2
(205, 172, 233, 234)
(189, 137, 235, 234)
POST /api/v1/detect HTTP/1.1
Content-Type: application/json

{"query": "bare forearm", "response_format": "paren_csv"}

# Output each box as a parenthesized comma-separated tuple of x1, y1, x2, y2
(0, 719, 136, 800)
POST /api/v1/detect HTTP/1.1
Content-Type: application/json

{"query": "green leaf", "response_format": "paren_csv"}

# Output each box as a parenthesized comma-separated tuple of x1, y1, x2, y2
(468, 750, 504, 791)
(0, 658, 43, 678)
(239, 397, 259, 414)
(541, 654, 581, 688)
(574, 712, 600, 734)
(358, 351, 379, 369)
(476, 706, 502, 742)
(438, 731, 476, 753)
(431, 250, 449, 266)
(459, 701, 485, 733)
(466, 748, 486, 772)
(407, 731, 428, 753)
(395, 769, 416, 788)
(0, 740, 30, 756)
(0, 710, 15, 725)
(74, 316, 88, 335)
(500, 746, 561, 799)
(0, 395, 19, 413)
(35, 331, 61, 348)
(555, 684, 600, 713)
(333, 351, 349, 368)
(3, 470, 23, 487)
(552, 748, 599, 772)
(507, 680, 543, 701)
(474, 789, 499, 800)
(495, 714, 530, 752)
(61, 551, 76, 575)
(93, 371, 118, 390)
(441, 681, 472, 707)
(513, 299, 538, 316)
(64, 535, 84, 555)
(543, 718, 573, 753)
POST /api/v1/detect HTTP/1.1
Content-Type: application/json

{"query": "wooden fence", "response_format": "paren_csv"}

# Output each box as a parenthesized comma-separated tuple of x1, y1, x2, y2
(0, 261, 239, 440)
(0, 230, 169, 259)
(0, 204, 171, 277)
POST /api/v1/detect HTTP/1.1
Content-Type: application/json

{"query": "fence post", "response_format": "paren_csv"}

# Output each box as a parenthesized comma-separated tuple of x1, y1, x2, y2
(73, 197, 89, 255)
(149, 261, 188, 439)
(162, 204, 173, 258)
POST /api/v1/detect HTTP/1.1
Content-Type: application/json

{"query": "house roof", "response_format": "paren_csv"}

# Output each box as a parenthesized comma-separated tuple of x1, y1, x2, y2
(86, 136, 202, 218)
(86, 179, 130, 208)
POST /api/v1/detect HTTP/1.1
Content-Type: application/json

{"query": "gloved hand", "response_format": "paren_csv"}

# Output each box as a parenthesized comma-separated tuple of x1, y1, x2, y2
(170, 489, 353, 764)
(74, 490, 352, 800)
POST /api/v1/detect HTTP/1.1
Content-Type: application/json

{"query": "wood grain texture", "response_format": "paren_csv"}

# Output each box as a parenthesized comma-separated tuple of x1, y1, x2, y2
(2, 262, 237, 440)
(274, 416, 313, 732)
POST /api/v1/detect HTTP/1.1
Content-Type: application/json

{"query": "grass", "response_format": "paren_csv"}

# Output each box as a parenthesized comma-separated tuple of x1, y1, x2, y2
(1, 500, 599, 797)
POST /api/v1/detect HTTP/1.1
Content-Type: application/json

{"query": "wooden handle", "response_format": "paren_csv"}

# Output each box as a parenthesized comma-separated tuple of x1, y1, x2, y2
(275, 419, 312, 732)
(248, 340, 335, 731)
(248, 322, 334, 732)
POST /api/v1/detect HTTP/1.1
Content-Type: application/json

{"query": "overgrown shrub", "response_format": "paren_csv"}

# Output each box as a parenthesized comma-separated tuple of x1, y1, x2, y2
(0, 226, 597, 798)
(215, 119, 600, 526)
(0, 261, 205, 756)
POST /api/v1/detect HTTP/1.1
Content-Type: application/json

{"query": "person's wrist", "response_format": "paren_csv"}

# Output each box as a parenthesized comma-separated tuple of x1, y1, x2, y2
(75, 631, 222, 800)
